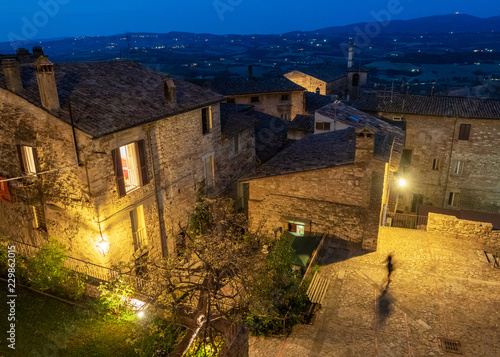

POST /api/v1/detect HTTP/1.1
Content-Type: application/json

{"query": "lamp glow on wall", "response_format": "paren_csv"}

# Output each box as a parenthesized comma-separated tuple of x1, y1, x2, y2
(95, 236, 110, 256)
(397, 178, 407, 187)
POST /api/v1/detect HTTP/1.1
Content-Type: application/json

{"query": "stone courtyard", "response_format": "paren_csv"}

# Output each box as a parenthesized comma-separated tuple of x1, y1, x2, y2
(249, 227, 500, 356)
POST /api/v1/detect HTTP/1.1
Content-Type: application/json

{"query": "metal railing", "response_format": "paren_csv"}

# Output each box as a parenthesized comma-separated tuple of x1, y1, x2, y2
(385, 213, 428, 230)
(133, 227, 147, 249)
(8, 239, 145, 290)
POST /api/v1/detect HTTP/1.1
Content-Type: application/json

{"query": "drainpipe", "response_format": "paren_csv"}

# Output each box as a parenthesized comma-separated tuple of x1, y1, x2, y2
(442, 118, 458, 207)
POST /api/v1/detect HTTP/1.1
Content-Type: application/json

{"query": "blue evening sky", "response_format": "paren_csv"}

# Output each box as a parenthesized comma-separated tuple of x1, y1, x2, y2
(2, 0, 499, 42)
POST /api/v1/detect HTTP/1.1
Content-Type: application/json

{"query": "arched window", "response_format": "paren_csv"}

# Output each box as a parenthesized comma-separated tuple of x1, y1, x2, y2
(315, 87, 320, 94)
(352, 73, 360, 87)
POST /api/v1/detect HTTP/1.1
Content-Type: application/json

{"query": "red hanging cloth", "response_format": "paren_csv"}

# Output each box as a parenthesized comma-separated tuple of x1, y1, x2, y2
(0, 177, 12, 203)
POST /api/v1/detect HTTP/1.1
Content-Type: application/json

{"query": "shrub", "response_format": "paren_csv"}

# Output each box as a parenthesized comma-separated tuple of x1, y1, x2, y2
(96, 278, 135, 316)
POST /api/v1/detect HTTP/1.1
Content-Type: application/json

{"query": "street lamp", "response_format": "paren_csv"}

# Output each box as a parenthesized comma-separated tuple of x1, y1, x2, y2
(398, 178, 407, 187)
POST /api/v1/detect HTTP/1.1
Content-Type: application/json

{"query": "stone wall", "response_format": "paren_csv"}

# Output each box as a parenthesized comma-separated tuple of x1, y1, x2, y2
(427, 213, 500, 250)
(284, 71, 327, 95)
(376, 112, 500, 214)
(230, 91, 305, 119)
(248, 157, 386, 250)
(0, 87, 242, 267)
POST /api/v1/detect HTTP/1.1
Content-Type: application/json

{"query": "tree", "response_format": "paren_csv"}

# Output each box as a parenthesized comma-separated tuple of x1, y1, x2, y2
(135, 194, 309, 356)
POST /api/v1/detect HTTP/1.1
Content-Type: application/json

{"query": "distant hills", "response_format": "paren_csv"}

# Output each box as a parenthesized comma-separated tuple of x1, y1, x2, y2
(307, 14, 500, 35)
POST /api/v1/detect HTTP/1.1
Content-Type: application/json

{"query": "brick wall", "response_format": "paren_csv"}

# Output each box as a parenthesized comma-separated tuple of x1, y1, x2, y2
(427, 213, 500, 250)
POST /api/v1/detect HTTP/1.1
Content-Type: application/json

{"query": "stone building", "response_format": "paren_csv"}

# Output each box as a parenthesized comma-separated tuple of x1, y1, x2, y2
(244, 103, 404, 250)
(284, 64, 368, 100)
(191, 70, 306, 120)
(0, 57, 255, 268)
(352, 92, 500, 214)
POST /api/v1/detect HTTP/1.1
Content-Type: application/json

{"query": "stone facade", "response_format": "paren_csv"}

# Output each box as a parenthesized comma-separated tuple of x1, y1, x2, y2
(247, 132, 390, 251)
(228, 91, 305, 120)
(427, 213, 500, 250)
(284, 71, 329, 95)
(0, 71, 252, 268)
(380, 113, 500, 214)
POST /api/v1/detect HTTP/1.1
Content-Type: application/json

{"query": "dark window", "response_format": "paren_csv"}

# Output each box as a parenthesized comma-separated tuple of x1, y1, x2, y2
(315, 87, 321, 94)
(202, 107, 212, 134)
(226, 98, 235, 104)
(251, 96, 259, 103)
(432, 158, 439, 170)
(281, 113, 290, 120)
(411, 194, 423, 213)
(112, 140, 150, 197)
(352, 73, 360, 87)
(281, 94, 289, 101)
(458, 124, 471, 140)
(401, 149, 412, 166)
(448, 192, 459, 207)
(315, 122, 331, 131)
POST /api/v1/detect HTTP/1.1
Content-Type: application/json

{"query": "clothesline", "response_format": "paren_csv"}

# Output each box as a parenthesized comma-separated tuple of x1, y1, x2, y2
(0, 163, 81, 183)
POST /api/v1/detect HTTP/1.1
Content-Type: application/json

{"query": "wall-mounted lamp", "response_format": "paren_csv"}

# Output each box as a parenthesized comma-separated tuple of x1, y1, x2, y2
(95, 237, 110, 256)
(397, 178, 407, 187)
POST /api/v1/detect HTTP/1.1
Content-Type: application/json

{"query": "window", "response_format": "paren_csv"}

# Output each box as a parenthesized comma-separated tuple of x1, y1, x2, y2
(226, 98, 235, 104)
(17, 145, 38, 175)
(31, 205, 46, 231)
(315, 87, 321, 94)
(458, 124, 471, 140)
(352, 73, 360, 87)
(281, 113, 290, 120)
(452, 160, 464, 175)
(130, 205, 147, 250)
(432, 158, 440, 170)
(288, 223, 305, 236)
(203, 154, 215, 188)
(112, 140, 149, 197)
(401, 149, 412, 166)
(448, 192, 459, 207)
(202, 107, 212, 134)
(233, 134, 240, 153)
(251, 96, 260, 103)
(393, 116, 403, 121)
(281, 94, 289, 101)
(315, 122, 331, 131)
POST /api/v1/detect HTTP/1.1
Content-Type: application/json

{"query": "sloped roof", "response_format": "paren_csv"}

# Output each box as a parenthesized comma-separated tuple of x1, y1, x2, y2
(305, 91, 335, 113)
(289, 114, 314, 133)
(316, 101, 405, 166)
(246, 127, 357, 179)
(352, 92, 500, 119)
(191, 76, 305, 96)
(220, 103, 258, 137)
(0, 60, 224, 137)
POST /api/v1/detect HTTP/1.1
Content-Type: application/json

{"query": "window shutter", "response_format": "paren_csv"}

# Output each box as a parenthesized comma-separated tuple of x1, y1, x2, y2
(112, 148, 126, 197)
(17, 145, 25, 174)
(137, 140, 150, 186)
(32, 147, 41, 173)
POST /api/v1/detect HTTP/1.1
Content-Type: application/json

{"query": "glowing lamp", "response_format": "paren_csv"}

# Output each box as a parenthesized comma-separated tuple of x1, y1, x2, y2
(137, 311, 145, 318)
(95, 238, 110, 256)
(398, 178, 407, 187)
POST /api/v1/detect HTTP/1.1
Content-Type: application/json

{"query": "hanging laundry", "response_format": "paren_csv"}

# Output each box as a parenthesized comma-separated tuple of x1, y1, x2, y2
(0, 177, 12, 203)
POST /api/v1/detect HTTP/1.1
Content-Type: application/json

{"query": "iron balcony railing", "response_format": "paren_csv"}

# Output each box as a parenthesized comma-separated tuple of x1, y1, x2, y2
(8, 239, 145, 290)
(385, 213, 428, 230)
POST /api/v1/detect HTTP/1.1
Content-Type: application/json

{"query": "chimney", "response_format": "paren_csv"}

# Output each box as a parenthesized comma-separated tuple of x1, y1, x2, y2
(2, 58, 23, 94)
(248, 65, 253, 80)
(32, 46, 44, 58)
(35, 56, 60, 112)
(164, 78, 177, 105)
(354, 126, 375, 165)
(347, 45, 355, 69)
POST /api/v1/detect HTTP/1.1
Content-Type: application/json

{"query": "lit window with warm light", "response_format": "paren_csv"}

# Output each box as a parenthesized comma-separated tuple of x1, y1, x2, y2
(120, 143, 140, 193)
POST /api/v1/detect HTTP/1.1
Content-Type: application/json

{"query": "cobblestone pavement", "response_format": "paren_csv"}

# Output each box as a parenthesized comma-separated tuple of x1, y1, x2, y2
(249, 227, 500, 356)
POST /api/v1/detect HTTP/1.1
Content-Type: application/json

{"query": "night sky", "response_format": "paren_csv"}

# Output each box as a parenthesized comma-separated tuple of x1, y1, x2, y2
(2, 0, 500, 42)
